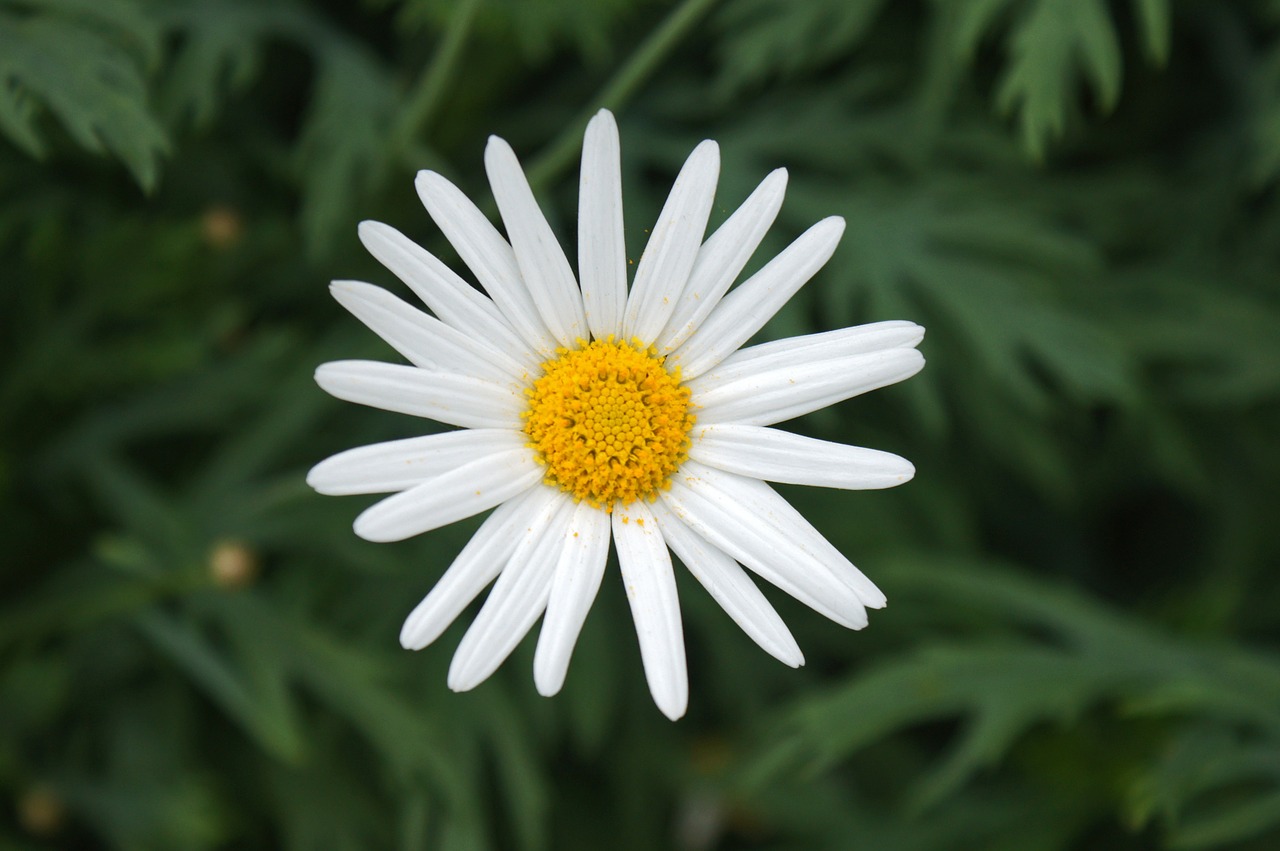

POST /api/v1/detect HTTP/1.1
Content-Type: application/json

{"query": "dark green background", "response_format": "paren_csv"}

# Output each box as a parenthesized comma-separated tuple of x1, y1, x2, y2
(3, 0, 1279, 848)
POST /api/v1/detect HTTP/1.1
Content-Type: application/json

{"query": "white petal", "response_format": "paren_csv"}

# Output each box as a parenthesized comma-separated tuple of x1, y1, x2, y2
(669, 217, 846, 380)
(660, 474, 870, 627)
(680, 461, 885, 608)
(657, 168, 788, 354)
(307, 429, 528, 496)
(415, 171, 557, 356)
(330, 281, 527, 384)
(485, 136, 588, 346)
(314, 360, 525, 429)
(691, 347, 925, 426)
(448, 493, 575, 691)
(689, 424, 914, 490)
(400, 486, 549, 650)
(649, 499, 803, 667)
(578, 110, 627, 341)
(357, 221, 530, 364)
(353, 447, 542, 543)
(623, 140, 719, 346)
(533, 501, 611, 696)
(689, 320, 925, 391)
(613, 501, 688, 721)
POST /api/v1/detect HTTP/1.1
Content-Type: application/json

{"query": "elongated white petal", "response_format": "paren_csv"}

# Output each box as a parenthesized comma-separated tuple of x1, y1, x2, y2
(613, 502, 688, 720)
(689, 320, 924, 391)
(670, 217, 846, 379)
(649, 499, 803, 667)
(660, 476, 869, 627)
(353, 448, 542, 543)
(485, 136, 588, 346)
(682, 461, 884, 607)
(315, 360, 525, 429)
(689, 424, 914, 490)
(330, 281, 527, 384)
(448, 493, 574, 691)
(533, 501, 611, 696)
(400, 486, 549, 650)
(357, 221, 530, 364)
(415, 171, 557, 356)
(623, 140, 719, 345)
(657, 168, 788, 354)
(578, 110, 627, 341)
(692, 347, 925, 426)
(308, 429, 528, 496)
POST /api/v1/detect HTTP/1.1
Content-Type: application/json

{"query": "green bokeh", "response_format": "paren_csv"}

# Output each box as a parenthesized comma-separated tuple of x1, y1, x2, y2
(2, 0, 1279, 849)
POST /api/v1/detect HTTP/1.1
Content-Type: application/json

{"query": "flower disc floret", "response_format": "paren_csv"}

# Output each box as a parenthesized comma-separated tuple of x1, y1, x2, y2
(523, 337, 694, 509)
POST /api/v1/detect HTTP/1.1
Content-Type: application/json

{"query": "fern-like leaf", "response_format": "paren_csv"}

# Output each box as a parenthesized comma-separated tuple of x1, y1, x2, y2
(744, 558, 1280, 840)
(151, 0, 279, 129)
(296, 44, 396, 257)
(995, 0, 1122, 158)
(713, 0, 888, 92)
(0, 0, 167, 188)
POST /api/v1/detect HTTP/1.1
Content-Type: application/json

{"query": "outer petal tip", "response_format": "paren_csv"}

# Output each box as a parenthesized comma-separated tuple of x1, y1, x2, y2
(352, 515, 397, 544)
(533, 665, 564, 698)
(398, 622, 422, 651)
(861, 588, 887, 610)
(688, 140, 721, 175)
(485, 135, 511, 157)
(413, 169, 443, 192)
(447, 658, 494, 693)
(756, 168, 788, 198)
(328, 279, 362, 299)
(659, 699, 688, 722)
(588, 108, 618, 129)
(446, 655, 477, 691)
(312, 362, 337, 388)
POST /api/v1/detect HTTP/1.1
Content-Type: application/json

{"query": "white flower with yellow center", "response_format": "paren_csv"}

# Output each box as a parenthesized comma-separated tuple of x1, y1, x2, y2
(309, 110, 925, 720)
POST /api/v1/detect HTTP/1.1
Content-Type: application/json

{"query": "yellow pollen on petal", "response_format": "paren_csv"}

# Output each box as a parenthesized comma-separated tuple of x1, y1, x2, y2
(523, 337, 694, 511)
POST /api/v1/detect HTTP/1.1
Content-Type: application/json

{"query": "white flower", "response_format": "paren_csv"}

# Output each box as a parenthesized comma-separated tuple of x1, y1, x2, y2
(309, 110, 925, 720)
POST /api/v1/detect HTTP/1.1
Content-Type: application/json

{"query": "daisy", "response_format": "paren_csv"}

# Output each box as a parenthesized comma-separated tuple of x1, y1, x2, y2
(308, 110, 925, 720)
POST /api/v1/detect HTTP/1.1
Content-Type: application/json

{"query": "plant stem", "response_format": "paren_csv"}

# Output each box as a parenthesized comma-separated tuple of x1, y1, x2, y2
(524, 0, 722, 191)
(394, 0, 484, 155)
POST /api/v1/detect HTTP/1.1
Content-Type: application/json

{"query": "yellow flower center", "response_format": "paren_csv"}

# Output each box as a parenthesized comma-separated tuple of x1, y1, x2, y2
(523, 337, 694, 510)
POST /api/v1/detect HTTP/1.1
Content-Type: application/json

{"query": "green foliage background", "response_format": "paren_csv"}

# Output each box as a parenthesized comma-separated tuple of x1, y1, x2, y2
(2, 0, 1279, 848)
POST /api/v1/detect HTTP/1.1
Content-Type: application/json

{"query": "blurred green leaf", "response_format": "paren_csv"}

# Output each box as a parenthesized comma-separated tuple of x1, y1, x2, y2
(135, 605, 305, 763)
(994, 0, 1122, 158)
(152, 0, 275, 129)
(1132, 727, 1280, 849)
(4, 1, 1280, 849)
(396, 0, 636, 64)
(742, 557, 1280, 845)
(296, 43, 397, 256)
(0, 0, 167, 188)
(713, 0, 887, 92)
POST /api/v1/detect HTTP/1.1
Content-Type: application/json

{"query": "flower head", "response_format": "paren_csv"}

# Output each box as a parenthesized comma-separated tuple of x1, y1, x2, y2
(309, 110, 924, 720)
